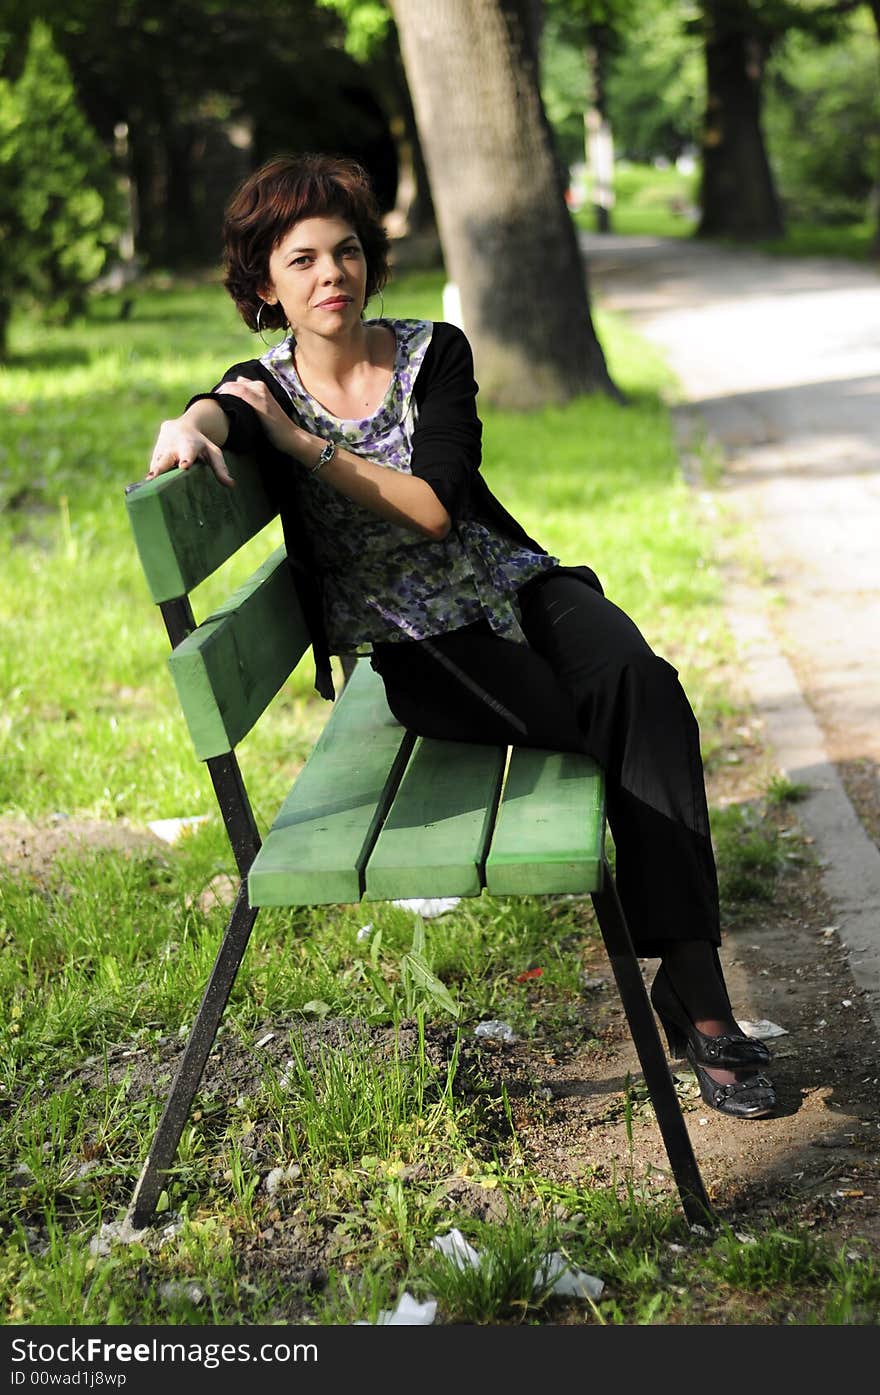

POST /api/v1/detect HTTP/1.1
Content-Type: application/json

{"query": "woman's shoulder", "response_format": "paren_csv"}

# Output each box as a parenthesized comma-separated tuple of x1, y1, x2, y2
(382, 317, 468, 347)
(399, 319, 472, 378)
(215, 357, 275, 385)
(413, 320, 475, 398)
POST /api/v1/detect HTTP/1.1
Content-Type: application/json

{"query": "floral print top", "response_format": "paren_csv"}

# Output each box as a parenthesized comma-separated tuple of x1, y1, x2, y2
(259, 318, 559, 654)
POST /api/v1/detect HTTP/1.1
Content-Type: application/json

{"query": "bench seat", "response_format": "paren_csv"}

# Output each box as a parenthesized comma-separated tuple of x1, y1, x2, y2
(247, 661, 605, 907)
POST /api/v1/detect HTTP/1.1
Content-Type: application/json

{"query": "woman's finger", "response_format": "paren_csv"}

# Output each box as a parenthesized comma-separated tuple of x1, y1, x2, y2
(145, 450, 176, 480)
(202, 441, 235, 487)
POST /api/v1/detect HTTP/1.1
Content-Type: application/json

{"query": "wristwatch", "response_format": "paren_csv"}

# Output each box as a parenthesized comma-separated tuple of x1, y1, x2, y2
(310, 440, 337, 475)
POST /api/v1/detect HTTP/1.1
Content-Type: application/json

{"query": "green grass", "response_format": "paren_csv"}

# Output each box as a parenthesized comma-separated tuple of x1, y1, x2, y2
(0, 268, 868, 1327)
(575, 161, 878, 261)
(576, 161, 698, 239)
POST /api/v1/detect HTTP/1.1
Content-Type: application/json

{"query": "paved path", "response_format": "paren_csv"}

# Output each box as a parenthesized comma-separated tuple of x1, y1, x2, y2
(580, 232, 880, 1026)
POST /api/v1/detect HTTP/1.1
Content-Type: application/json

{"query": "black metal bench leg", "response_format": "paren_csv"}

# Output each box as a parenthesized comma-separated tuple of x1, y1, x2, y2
(590, 856, 715, 1227)
(126, 884, 259, 1229)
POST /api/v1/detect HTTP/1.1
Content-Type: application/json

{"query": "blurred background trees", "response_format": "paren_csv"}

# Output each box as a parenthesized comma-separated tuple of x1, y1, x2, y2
(1, 0, 878, 382)
(0, 19, 121, 357)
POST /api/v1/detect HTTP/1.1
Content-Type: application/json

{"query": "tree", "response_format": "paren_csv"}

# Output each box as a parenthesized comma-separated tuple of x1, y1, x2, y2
(4, 1, 399, 269)
(601, 1, 703, 163)
(695, 0, 878, 241)
(0, 20, 120, 357)
(764, 9, 880, 226)
(542, 2, 625, 233)
(389, 0, 618, 407)
(697, 0, 785, 238)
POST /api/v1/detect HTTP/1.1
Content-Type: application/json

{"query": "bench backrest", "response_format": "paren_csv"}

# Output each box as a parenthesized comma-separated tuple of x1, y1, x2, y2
(125, 455, 308, 760)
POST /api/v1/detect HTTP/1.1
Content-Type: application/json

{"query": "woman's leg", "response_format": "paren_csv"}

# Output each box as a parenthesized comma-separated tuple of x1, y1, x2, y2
(374, 590, 718, 953)
(517, 574, 720, 955)
(515, 573, 774, 1109)
(372, 582, 774, 1110)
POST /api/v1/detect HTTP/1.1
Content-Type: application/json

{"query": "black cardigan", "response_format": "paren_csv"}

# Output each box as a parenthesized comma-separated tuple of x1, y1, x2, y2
(187, 320, 554, 700)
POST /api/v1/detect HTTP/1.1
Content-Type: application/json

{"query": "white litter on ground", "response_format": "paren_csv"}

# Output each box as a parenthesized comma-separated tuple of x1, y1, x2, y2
(535, 1251, 604, 1300)
(430, 1227, 480, 1269)
(738, 1019, 789, 1039)
(431, 1229, 604, 1302)
(355, 1292, 437, 1326)
(356, 1229, 604, 1322)
(264, 1164, 301, 1196)
(147, 815, 210, 844)
(391, 897, 461, 918)
(89, 1219, 141, 1256)
(474, 1020, 517, 1043)
(158, 1280, 205, 1306)
(356, 922, 374, 941)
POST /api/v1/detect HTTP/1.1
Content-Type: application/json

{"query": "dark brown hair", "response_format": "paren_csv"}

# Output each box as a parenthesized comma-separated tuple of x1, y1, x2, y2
(222, 152, 391, 332)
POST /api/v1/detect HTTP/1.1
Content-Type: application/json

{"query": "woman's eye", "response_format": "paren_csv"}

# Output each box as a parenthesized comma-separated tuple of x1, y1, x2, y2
(342, 246, 362, 258)
(290, 256, 310, 267)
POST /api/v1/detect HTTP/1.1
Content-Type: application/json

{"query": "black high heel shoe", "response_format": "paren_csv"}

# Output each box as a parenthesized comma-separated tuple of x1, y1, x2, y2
(650, 962, 771, 1069)
(688, 1052, 777, 1120)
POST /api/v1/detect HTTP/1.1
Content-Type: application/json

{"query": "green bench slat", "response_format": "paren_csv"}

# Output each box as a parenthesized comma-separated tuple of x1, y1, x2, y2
(484, 747, 605, 895)
(125, 454, 277, 602)
(363, 738, 506, 901)
(247, 663, 415, 906)
(168, 546, 309, 759)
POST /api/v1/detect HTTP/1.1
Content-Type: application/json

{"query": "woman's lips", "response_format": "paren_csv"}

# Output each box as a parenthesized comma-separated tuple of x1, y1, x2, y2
(316, 296, 352, 309)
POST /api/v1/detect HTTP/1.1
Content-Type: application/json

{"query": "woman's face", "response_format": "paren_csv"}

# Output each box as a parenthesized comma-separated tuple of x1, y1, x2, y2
(261, 215, 368, 338)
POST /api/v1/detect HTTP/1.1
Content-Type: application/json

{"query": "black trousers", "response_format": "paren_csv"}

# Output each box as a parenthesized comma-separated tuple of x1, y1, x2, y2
(371, 569, 720, 956)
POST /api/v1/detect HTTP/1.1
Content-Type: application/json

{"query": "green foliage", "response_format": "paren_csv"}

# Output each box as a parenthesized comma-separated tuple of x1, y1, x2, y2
(765, 773, 809, 806)
(359, 918, 462, 1023)
(604, 1, 703, 162)
(711, 802, 787, 906)
(765, 16, 880, 225)
(317, 0, 393, 61)
(541, 0, 702, 167)
(419, 1206, 567, 1325)
(0, 21, 121, 353)
(576, 162, 699, 237)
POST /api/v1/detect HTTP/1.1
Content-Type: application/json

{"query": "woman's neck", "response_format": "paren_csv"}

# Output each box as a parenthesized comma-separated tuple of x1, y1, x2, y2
(293, 319, 378, 389)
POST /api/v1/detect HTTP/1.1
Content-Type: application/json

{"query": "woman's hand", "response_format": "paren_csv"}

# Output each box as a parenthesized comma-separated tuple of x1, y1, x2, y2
(216, 377, 300, 457)
(146, 415, 234, 487)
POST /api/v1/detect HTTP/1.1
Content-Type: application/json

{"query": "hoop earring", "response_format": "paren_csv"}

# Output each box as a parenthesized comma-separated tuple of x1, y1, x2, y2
(256, 299, 287, 346)
(256, 300, 270, 344)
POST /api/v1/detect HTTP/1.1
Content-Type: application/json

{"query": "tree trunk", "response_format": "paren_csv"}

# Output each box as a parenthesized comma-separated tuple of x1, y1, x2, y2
(129, 122, 166, 267)
(586, 29, 614, 234)
(698, 1, 784, 240)
(389, 0, 618, 407)
(163, 121, 201, 268)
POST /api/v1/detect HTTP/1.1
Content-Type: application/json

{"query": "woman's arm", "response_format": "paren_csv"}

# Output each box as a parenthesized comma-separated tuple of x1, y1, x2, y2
(216, 376, 452, 540)
(144, 360, 278, 486)
(145, 398, 235, 486)
(408, 323, 482, 519)
(212, 325, 481, 536)
(145, 327, 478, 536)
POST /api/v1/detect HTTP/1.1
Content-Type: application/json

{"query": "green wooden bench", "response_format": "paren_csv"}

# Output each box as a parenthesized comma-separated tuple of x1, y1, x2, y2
(124, 454, 713, 1229)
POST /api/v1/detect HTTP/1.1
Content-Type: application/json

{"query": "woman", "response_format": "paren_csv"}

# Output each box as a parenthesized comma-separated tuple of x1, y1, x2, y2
(147, 152, 776, 1120)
